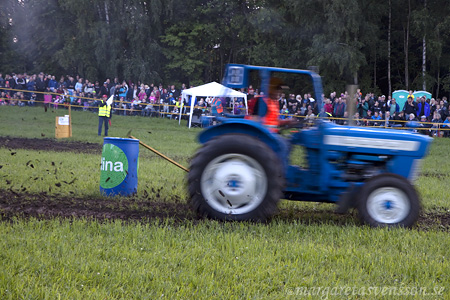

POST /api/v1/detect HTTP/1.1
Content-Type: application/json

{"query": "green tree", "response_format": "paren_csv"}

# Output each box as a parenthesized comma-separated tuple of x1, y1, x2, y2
(0, 0, 22, 73)
(161, 0, 266, 85)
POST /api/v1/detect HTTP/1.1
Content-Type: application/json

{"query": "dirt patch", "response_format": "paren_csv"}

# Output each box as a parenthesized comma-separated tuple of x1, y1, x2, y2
(0, 189, 195, 223)
(421, 171, 449, 179)
(417, 211, 450, 231)
(0, 189, 449, 230)
(0, 136, 102, 154)
(275, 206, 450, 231)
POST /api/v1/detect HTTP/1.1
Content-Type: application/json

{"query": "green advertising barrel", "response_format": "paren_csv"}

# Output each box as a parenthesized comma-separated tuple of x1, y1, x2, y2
(100, 137, 139, 196)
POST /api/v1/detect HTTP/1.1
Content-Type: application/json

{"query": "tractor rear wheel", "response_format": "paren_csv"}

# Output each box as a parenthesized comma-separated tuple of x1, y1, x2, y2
(188, 134, 283, 221)
(357, 173, 420, 228)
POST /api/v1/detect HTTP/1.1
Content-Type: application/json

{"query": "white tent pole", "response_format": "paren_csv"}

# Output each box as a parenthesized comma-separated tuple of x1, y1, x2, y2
(179, 91, 184, 125)
(188, 94, 196, 128)
(244, 95, 248, 115)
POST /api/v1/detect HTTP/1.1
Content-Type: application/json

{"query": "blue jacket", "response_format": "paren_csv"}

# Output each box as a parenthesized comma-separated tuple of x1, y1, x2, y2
(417, 102, 430, 117)
(444, 119, 450, 128)
(27, 80, 36, 91)
(48, 79, 57, 90)
(118, 86, 128, 98)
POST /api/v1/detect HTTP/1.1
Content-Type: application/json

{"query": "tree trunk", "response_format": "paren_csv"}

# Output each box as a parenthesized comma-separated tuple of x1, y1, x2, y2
(388, 0, 392, 95)
(104, 1, 110, 25)
(422, 0, 427, 91)
(373, 47, 377, 89)
(436, 58, 440, 98)
(436, 28, 441, 99)
(219, 49, 224, 80)
(96, 4, 102, 19)
(404, 0, 411, 90)
(422, 36, 426, 90)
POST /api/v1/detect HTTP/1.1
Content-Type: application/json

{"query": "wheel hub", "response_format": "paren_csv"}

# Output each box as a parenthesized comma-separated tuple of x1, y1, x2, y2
(227, 178, 241, 189)
(366, 187, 410, 224)
(201, 154, 267, 214)
(384, 200, 392, 210)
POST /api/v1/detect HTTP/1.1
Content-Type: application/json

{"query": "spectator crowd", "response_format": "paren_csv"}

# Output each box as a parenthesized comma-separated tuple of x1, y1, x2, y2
(273, 89, 450, 137)
(1, 71, 449, 136)
(0, 72, 193, 117)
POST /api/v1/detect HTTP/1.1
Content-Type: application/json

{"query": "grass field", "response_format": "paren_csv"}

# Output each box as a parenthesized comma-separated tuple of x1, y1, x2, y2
(0, 105, 449, 299)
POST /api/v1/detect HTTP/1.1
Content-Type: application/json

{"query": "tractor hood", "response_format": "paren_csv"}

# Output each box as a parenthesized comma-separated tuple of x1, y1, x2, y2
(320, 122, 432, 158)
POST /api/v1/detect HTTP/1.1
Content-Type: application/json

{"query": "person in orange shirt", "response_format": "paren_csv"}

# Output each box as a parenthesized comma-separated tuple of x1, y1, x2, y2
(246, 77, 290, 132)
(211, 97, 223, 115)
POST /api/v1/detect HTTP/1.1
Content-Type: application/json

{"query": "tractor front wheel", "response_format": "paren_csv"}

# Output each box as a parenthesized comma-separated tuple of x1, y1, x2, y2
(188, 134, 283, 221)
(357, 174, 420, 228)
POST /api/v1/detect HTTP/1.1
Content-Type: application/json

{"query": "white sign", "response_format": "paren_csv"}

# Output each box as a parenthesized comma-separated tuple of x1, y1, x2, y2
(58, 116, 69, 126)
(106, 95, 114, 106)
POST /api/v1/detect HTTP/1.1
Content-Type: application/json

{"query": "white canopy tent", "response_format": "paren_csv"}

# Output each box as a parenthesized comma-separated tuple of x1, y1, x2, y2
(180, 82, 248, 128)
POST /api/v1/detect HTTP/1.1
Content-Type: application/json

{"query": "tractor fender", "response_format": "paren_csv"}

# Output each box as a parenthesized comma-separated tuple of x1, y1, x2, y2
(198, 120, 289, 168)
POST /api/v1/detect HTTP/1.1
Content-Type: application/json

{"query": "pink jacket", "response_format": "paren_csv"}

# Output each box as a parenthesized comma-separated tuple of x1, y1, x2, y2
(44, 94, 52, 104)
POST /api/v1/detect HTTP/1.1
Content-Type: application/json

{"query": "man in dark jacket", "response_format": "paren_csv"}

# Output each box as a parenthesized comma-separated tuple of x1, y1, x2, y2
(36, 72, 47, 111)
(100, 82, 110, 98)
(66, 76, 76, 91)
(403, 96, 417, 119)
(15, 74, 26, 91)
(393, 111, 405, 127)
(333, 97, 346, 124)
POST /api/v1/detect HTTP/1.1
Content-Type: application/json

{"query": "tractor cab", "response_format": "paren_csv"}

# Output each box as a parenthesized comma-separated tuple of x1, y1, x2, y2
(221, 64, 324, 121)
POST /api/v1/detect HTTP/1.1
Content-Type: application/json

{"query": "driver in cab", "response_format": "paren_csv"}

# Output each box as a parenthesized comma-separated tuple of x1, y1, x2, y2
(246, 77, 296, 132)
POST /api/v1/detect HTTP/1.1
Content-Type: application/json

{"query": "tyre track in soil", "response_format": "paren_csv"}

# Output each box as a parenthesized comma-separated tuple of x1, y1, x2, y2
(1, 137, 450, 230)
(0, 188, 448, 231)
(0, 136, 102, 154)
(0, 189, 195, 223)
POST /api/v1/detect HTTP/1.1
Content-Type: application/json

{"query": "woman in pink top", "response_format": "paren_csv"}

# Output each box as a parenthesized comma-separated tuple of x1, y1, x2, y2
(138, 89, 146, 101)
(149, 92, 156, 104)
(44, 92, 52, 112)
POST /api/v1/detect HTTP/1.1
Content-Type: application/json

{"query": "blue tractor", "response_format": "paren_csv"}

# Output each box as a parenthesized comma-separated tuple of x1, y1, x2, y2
(188, 64, 432, 227)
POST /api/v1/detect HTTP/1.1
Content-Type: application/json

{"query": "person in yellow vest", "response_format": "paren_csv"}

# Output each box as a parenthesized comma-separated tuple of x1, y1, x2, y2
(175, 96, 184, 117)
(98, 94, 111, 136)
